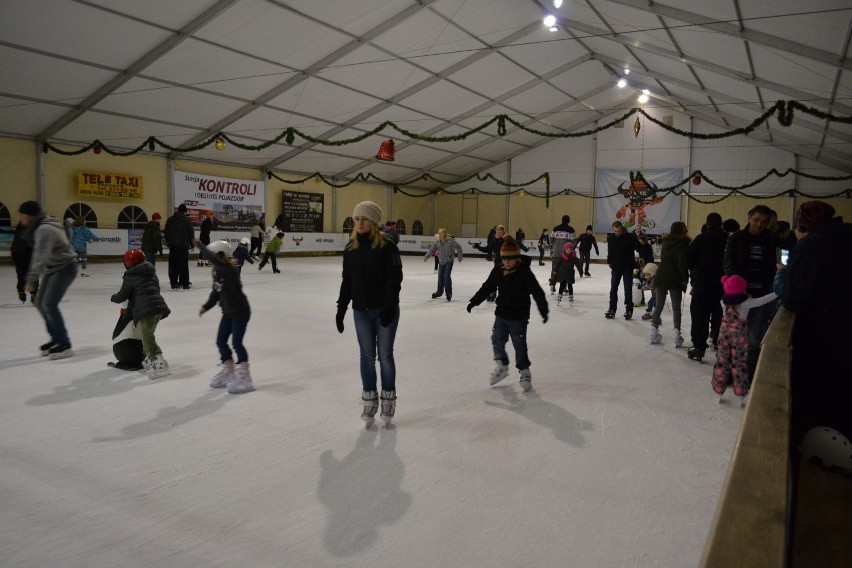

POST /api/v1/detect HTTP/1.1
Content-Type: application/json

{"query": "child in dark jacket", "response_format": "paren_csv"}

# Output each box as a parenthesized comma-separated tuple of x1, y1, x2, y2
(233, 237, 254, 274)
(467, 236, 549, 392)
(552, 242, 577, 306)
(110, 249, 171, 379)
(197, 240, 254, 394)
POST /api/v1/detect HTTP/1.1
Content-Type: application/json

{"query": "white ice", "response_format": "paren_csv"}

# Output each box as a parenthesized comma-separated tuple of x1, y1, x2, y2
(0, 256, 741, 567)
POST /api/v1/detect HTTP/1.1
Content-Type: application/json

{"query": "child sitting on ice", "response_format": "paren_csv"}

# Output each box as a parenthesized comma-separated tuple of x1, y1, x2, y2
(711, 275, 777, 398)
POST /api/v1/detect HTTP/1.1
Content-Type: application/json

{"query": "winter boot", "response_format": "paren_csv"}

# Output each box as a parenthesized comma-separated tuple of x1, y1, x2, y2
(519, 368, 532, 392)
(361, 390, 379, 426)
(673, 328, 684, 348)
(210, 360, 235, 388)
(147, 354, 171, 380)
(380, 389, 397, 424)
(489, 362, 510, 385)
(556, 294, 562, 306)
(228, 362, 255, 394)
(649, 326, 662, 345)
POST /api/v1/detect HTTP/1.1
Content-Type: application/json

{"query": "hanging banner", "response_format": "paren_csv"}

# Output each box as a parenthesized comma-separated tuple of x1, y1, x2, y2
(593, 168, 682, 235)
(280, 190, 324, 232)
(78, 171, 143, 199)
(173, 171, 265, 230)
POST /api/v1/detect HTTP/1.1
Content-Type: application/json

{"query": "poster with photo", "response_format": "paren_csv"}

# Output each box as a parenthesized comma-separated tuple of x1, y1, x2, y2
(593, 168, 683, 235)
(173, 171, 266, 231)
(280, 190, 324, 232)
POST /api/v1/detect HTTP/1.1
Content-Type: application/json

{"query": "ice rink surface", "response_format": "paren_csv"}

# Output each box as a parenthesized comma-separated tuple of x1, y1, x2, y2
(0, 255, 742, 567)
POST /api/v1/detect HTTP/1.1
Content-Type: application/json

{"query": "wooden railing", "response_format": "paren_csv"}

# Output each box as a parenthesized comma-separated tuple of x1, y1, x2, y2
(700, 308, 795, 567)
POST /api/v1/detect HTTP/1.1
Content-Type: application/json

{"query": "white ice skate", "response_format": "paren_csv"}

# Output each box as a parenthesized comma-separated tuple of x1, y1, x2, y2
(556, 294, 562, 306)
(673, 329, 684, 348)
(361, 390, 378, 427)
(380, 389, 396, 424)
(227, 362, 255, 394)
(147, 355, 171, 380)
(489, 362, 510, 385)
(568, 295, 574, 306)
(210, 360, 234, 388)
(649, 326, 662, 345)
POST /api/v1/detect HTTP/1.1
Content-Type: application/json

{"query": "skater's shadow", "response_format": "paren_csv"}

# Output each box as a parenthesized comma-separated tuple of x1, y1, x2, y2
(317, 427, 411, 557)
(484, 388, 592, 447)
(91, 390, 229, 442)
(26, 368, 150, 406)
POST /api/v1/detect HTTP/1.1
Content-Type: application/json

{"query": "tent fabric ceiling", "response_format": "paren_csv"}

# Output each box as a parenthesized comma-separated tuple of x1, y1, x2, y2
(1, 0, 850, 185)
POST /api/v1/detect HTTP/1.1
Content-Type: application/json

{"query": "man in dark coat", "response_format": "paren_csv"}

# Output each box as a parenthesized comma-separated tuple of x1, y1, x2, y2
(141, 212, 163, 266)
(163, 203, 194, 290)
(724, 204, 777, 378)
(549, 215, 577, 292)
(686, 212, 727, 359)
(198, 212, 213, 267)
(606, 220, 638, 319)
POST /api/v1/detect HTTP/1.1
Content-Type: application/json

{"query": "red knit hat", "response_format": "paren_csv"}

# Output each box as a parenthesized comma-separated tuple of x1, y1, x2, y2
(152, 212, 162, 221)
(721, 275, 747, 296)
(500, 235, 521, 259)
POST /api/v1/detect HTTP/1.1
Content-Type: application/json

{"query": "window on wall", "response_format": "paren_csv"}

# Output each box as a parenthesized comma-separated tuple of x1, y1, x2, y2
(395, 219, 406, 235)
(0, 202, 11, 227)
(118, 206, 148, 229)
(64, 203, 97, 227)
(342, 216, 354, 234)
(412, 220, 423, 235)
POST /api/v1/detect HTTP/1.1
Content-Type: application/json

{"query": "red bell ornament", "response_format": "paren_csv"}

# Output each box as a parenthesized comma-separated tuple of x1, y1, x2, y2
(375, 140, 395, 161)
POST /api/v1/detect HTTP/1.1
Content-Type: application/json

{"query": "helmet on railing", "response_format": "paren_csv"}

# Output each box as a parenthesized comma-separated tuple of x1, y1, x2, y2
(799, 426, 852, 472)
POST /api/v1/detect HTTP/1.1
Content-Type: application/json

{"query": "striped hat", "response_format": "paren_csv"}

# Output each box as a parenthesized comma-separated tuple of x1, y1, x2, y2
(500, 235, 521, 259)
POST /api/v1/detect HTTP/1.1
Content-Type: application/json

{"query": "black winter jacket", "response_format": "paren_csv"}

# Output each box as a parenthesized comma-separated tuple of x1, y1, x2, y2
(200, 217, 212, 244)
(686, 227, 727, 293)
(607, 232, 638, 271)
(576, 233, 598, 255)
(141, 221, 163, 255)
(338, 234, 403, 312)
(164, 212, 194, 249)
(110, 262, 171, 324)
(200, 246, 251, 319)
(10, 223, 31, 266)
(724, 229, 777, 295)
(469, 263, 548, 322)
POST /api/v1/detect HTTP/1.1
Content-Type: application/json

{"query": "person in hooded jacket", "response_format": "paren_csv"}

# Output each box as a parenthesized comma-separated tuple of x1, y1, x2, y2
(18, 200, 78, 359)
(648, 222, 691, 347)
(110, 249, 171, 379)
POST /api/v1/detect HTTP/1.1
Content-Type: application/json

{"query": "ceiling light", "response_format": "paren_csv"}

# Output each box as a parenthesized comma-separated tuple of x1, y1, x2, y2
(638, 94, 649, 104)
(642, 89, 650, 95)
(548, 26, 558, 32)
(554, 0, 563, 8)
(617, 78, 627, 88)
(543, 15, 556, 27)
(624, 68, 630, 75)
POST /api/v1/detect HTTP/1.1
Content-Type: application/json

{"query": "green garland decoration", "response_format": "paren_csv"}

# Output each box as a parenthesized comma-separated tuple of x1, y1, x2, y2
(42, 99, 852, 157)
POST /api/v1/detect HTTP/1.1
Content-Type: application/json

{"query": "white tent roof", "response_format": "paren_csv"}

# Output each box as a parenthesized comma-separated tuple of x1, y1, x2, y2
(1, 0, 850, 183)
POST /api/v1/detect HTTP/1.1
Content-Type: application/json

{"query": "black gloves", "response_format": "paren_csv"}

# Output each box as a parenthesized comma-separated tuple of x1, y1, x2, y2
(335, 309, 346, 333)
(380, 304, 397, 327)
(466, 303, 474, 313)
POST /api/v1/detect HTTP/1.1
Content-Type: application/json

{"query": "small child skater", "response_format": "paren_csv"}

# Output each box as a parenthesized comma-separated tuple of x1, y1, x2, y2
(711, 275, 777, 398)
(467, 236, 549, 392)
(257, 231, 283, 273)
(233, 237, 254, 275)
(552, 241, 577, 306)
(68, 217, 99, 277)
(640, 263, 658, 320)
(197, 239, 254, 394)
(110, 249, 172, 379)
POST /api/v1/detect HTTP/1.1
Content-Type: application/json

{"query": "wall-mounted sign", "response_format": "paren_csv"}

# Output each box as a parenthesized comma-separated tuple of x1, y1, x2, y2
(78, 171, 143, 199)
(280, 190, 324, 232)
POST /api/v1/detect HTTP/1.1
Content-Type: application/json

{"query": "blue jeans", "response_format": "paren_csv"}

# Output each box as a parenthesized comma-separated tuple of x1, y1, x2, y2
(144, 251, 157, 265)
(746, 303, 771, 379)
(353, 307, 399, 392)
(436, 261, 455, 297)
(491, 316, 530, 370)
(35, 261, 77, 345)
(609, 267, 633, 312)
(216, 316, 250, 364)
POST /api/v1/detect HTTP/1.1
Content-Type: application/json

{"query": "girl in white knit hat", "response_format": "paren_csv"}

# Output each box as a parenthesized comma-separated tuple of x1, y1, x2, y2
(336, 201, 403, 427)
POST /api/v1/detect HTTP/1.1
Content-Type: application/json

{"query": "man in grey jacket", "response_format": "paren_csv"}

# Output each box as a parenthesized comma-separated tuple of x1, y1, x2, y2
(19, 200, 78, 359)
(423, 228, 463, 301)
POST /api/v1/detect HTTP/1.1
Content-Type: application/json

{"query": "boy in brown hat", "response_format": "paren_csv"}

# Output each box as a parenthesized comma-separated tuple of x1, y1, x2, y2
(467, 236, 548, 392)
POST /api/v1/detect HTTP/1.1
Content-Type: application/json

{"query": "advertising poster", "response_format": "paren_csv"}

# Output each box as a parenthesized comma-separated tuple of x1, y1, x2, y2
(280, 190, 324, 232)
(173, 171, 265, 230)
(78, 171, 143, 199)
(593, 168, 683, 235)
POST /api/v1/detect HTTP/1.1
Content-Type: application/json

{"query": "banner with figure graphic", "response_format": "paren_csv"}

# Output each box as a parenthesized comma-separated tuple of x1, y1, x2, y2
(593, 169, 682, 235)
(173, 171, 266, 230)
